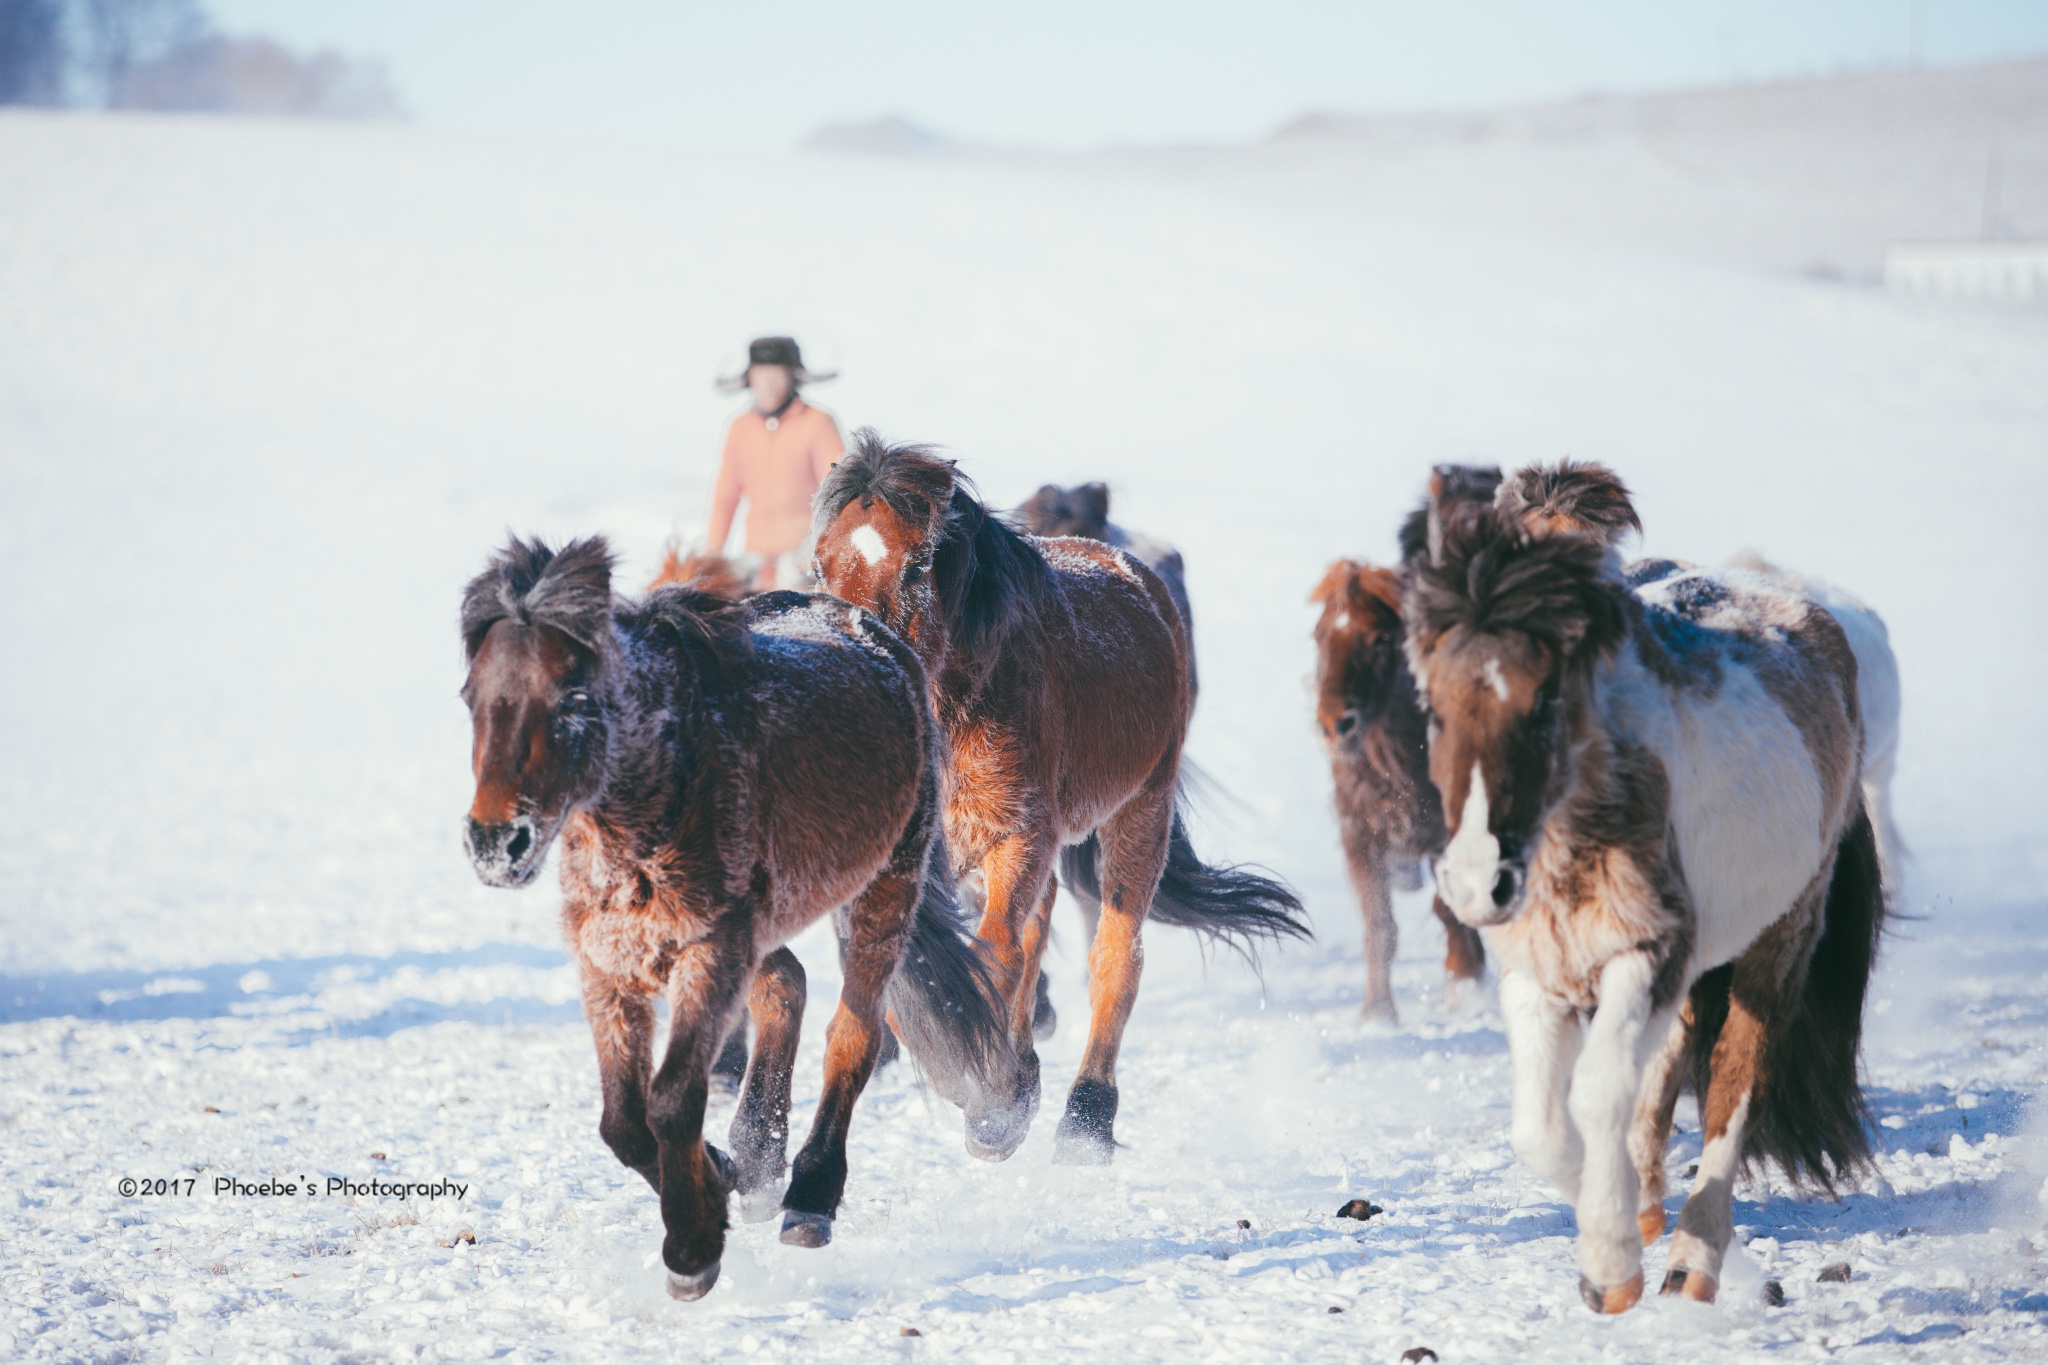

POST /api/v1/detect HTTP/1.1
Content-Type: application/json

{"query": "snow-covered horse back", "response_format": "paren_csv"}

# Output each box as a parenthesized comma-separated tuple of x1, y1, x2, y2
(1404, 500, 1885, 1315)
(813, 430, 1308, 1166)
(459, 536, 1016, 1300)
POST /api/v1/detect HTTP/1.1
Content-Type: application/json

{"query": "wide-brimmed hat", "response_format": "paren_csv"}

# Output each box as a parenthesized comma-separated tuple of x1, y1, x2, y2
(716, 336, 838, 394)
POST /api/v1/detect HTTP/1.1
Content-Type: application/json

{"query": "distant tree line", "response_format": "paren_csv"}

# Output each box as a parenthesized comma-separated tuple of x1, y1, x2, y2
(0, 0, 400, 116)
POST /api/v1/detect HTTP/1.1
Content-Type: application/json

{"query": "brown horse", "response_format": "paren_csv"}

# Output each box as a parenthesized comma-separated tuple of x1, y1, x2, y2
(813, 431, 1308, 1164)
(1404, 496, 1883, 1313)
(460, 536, 1015, 1298)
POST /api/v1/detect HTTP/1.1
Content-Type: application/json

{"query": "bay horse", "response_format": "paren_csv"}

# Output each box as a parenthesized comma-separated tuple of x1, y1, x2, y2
(813, 431, 1309, 1164)
(460, 536, 1015, 1299)
(1312, 460, 1643, 1019)
(1404, 499, 1884, 1313)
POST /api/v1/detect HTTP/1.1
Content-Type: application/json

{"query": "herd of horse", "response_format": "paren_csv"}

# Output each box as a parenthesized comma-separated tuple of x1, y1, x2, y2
(461, 433, 1900, 1314)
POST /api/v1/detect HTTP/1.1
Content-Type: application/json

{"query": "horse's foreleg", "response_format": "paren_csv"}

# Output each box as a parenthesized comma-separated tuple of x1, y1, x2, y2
(1629, 999, 1692, 1248)
(1565, 951, 1671, 1315)
(1054, 776, 1172, 1166)
(581, 971, 659, 1190)
(781, 863, 919, 1248)
(1500, 968, 1585, 1199)
(1345, 839, 1399, 1023)
(645, 932, 750, 1301)
(972, 833, 1058, 1057)
(729, 946, 805, 1223)
(1432, 895, 1487, 986)
(1662, 909, 1811, 1305)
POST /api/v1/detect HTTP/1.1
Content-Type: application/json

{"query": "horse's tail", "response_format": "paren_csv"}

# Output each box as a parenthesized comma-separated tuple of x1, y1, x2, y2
(885, 849, 1018, 1109)
(1061, 789, 1311, 959)
(1688, 804, 1888, 1191)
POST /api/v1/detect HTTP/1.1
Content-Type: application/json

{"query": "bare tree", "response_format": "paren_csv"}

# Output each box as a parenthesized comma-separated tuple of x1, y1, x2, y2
(75, 0, 201, 103)
(0, 0, 66, 105)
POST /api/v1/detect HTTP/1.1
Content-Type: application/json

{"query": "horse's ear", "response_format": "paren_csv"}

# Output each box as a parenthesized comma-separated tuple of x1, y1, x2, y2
(1076, 483, 1110, 525)
(1309, 558, 1357, 605)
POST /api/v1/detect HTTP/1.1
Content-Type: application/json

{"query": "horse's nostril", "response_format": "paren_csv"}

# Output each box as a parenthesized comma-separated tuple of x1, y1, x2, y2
(506, 825, 533, 863)
(1491, 863, 1522, 909)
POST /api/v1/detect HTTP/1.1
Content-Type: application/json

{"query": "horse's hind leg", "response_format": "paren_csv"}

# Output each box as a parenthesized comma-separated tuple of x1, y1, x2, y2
(645, 930, 751, 1301)
(581, 971, 659, 1191)
(1344, 837, 1399, 1023)
(1054, 774, 1173, 1166)
(729, 947, 805, 1223)
(1662, 907, 1815, 1304)
(781, 849, 920, 1247)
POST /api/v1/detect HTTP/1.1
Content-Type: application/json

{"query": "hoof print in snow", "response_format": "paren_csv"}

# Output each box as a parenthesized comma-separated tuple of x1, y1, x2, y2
(1337, 1198, 1382, 1221)
(1763, 1280, 1786, 1307)
(1817, 1262, 1852, 1283)
(1401, 1350, 1439, 1363)
(899, 1327, 921, 1337)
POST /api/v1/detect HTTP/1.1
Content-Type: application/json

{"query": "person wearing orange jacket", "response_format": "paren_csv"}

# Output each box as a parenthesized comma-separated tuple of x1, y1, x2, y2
(705, 336, 844, 588)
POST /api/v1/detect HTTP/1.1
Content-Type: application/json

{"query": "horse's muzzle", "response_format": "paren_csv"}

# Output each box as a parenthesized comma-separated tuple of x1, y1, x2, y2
(1434, 851, 1526, 927)
(467, 816, 545, 888)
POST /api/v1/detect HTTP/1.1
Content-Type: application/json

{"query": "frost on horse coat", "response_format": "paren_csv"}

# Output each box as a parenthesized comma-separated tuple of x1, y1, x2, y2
(813, 431, 1307, 1166)
(459, 536, 1011, 1300)
(1405, 503, 1884, 1315)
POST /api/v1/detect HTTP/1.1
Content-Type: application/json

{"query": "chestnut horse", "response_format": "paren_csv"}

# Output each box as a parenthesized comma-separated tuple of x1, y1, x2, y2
(1405, 499, 1884, 1313)
(460, 536, 1014, 1298)
(813, 431, 1308, 1164)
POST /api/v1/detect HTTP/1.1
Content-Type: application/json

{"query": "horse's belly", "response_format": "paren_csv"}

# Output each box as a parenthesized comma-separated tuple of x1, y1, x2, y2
(1659, 670, 1829, 972)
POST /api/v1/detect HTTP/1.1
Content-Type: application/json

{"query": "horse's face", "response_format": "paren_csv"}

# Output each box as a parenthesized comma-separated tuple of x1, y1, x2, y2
(1015, 483, 1110, 540)
(1309, 559, 1405, 742)
(814, 494, 943, 649)
(461, 619, 607, 887)
(1418, 627, 1562, 926)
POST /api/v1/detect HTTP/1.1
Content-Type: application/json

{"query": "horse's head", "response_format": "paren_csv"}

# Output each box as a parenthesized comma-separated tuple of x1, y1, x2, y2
(1013, 482, 1110, 541)
(1308, 558, 1406, 743)
(1404, 504, 1626, 926)
(459, 536, 616, 888)
(812, 429, 962, 652)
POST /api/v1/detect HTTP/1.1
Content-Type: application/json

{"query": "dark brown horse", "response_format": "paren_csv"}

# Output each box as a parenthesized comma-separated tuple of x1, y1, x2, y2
(813, 431, 1308, 1164)
(460, 536, 1014, 1299)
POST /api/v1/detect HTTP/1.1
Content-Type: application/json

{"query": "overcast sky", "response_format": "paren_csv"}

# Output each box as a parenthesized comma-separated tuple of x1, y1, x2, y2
(208, 0, 2048, 151)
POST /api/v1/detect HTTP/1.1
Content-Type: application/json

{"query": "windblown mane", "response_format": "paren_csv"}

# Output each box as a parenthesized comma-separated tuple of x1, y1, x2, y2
(1496, 460, 1642, 546)
(817, 429, 1055, 661)
(1403, 503, 1628, 662)
(1397, 463, 1504, 566)
(462, 535, 618, 660)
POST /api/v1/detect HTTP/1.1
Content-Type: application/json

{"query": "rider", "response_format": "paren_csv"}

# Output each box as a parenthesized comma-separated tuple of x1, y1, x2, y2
(705, 336, 844, 589)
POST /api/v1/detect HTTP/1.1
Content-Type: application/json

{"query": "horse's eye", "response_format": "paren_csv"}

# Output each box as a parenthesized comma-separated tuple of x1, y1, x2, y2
(902, 562, 925, 586)
(561, 690, 588, 710)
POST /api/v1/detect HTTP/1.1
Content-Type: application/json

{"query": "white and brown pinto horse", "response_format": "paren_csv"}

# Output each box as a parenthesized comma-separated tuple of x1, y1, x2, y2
(1405, 502, 1885, 1314)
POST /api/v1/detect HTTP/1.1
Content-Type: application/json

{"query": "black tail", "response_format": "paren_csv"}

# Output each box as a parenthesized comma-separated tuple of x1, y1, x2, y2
(1685, 805, 1887, 1192)
(1061, 791, 1311, 960)
(884, 854, 1018, 1109)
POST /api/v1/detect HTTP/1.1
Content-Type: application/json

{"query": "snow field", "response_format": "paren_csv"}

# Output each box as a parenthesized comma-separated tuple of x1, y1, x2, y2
(2, 109, 2047, 1360)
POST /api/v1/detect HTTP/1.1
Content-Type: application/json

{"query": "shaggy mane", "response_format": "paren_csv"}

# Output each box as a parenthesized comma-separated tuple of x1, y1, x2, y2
(1404, 503, 1628, 661)
(1496, 459, 1642, 546)
(462, 535, 617, 660)
(1397, 463, 1504, 566)
(817, 428, 1054, 661)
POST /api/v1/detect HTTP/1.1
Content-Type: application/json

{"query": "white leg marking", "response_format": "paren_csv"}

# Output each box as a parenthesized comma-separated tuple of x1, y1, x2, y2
(1566, 952, 1662, 1290)
(1437, 762, 1499, 924)
(1500, 969, 1584, 1201)
(849, 523, 888, 566)
(1669, 1091, 1751, 1285)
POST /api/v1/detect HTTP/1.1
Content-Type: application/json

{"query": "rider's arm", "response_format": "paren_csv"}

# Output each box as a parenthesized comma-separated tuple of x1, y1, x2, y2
(705, 425, 745, 553)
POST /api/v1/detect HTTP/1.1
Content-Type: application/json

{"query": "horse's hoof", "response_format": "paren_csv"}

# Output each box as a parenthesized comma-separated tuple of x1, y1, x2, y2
(1657, 1266, 1717, 1301)
(705, 1143, 736, 1195)
(1051, 1079, 1117, 1166)
(779, 1210, 833, 1248)
(1051, 1127, 1115, 1166)
(1639, 1208, 1666, 1245)
(665, 1263, 720, 1301)
(1032, 971, 1058, 1042)
(1358, 998, 1399, 1026)
(737, 1182, 786, 1224)
(1579, 1272, 1644, 1315)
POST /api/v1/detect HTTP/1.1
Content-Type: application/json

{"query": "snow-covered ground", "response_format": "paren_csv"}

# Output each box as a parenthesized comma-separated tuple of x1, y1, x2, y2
(2, 107, 2046, 1361)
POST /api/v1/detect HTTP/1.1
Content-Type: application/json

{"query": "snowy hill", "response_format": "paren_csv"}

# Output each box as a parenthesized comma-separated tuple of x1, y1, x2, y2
(2, 106, 2047, 1359)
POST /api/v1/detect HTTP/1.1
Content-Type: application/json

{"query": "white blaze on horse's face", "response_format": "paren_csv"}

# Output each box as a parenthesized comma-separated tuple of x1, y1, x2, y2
(1437, 761, 1506, 925)
(849, 523, 889, 567)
